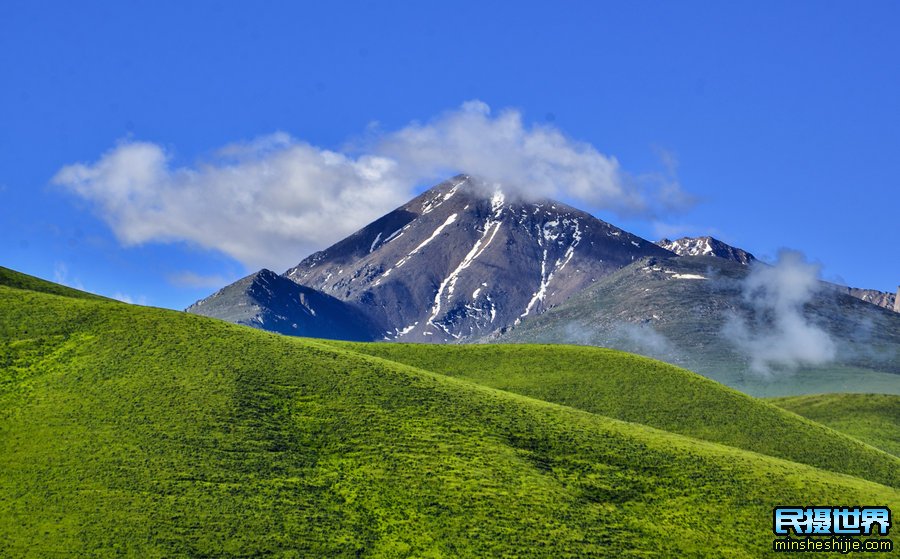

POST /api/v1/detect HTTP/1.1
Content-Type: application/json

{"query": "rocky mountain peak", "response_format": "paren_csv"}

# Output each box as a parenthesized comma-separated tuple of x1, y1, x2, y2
(656, 236, 756, 265)
(285, 174, 672, 342)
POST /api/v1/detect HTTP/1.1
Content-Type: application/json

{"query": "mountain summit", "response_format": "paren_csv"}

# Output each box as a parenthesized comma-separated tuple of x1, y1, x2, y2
(284, 175, 671, 341)
(190, 175, 672, 341)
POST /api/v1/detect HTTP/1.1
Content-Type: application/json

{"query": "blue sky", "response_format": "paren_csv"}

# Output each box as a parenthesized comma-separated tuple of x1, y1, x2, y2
(1, 0, 898, 309)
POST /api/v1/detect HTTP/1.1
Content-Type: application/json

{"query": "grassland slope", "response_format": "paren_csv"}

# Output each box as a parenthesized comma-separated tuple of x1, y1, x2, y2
(1, 280, 897, 557)
(336, 342, 900, 488)
(0, 265, 108, 301)
(770, 393, 900, 458)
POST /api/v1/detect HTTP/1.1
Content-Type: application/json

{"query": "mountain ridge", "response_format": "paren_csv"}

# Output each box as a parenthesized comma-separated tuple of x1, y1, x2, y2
(286, 175, 674, 342)
(186, 268, 380, 340)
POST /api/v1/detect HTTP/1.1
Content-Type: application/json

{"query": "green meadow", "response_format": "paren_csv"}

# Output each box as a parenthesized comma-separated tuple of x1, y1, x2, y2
(334, 342, 900, 488)
(770, 393, 900, 458)
(1, 267, 897, 557)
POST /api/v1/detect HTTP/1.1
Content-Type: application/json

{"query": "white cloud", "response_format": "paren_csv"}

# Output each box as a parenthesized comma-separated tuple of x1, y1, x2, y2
(614, 322, 676, 357)
(376, 101, 692, 214)
(722, 250, 837, 376)
(54, 137, 407, 271)
(53, 101, 692, 271)
(51, 261, 148, 304)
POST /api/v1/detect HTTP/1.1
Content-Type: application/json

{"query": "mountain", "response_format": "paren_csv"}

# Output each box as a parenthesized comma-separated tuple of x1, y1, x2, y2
(196, 175, 673, 342)
(656, 236, 756, 264)
(186, 268, 379, 340)
(286, 175, 674, 341)
(495, 255, 900, 396)
(186, 175, 898, 393)
(2, 268, 898, 555)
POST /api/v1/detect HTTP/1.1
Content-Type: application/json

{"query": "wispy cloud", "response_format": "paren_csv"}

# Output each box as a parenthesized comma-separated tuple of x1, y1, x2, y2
(53, 261, 148, 305)
(53, 261, 85, 291)
(612, 322, 678, 359)
(722, 250, 836, 376)
(53, 101, 693, 270)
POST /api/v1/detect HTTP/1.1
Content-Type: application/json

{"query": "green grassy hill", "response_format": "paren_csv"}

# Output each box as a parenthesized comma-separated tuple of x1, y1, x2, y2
(0, 265, 108, 301)
(770, 393, 900, 458)
(334, 342, 900, 488)
(1, 269, 897, 557)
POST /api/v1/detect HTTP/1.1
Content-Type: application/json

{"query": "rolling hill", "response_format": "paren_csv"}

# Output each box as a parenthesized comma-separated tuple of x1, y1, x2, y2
(1, 266, 897, 557)
(332, 342, 900, 488)
(770, 393, 900, 458)
(0, 265, 108, 301)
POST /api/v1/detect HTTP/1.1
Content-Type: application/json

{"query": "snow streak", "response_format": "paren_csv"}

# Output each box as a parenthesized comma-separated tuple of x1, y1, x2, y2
(520, 217, 582, 318)
(380, 213, 458, 280)
(427, 190, 505, 332)
(369, 232, 382, 253)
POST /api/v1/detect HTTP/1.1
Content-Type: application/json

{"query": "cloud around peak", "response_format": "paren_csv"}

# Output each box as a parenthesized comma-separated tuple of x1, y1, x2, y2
(53, 100, 693, 271)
